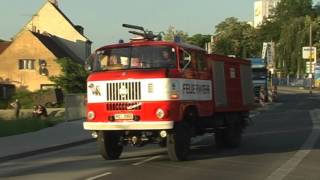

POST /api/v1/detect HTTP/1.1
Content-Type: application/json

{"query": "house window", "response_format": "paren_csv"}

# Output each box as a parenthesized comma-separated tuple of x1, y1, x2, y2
(18, 59, 35, 70)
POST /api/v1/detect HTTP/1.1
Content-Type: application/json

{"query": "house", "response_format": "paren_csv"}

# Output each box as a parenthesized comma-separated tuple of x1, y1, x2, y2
(23, 0, 92, 61)
(0, 0, 91, 92)
(0, 40, 14, 99)
(0, 30, 78, 91)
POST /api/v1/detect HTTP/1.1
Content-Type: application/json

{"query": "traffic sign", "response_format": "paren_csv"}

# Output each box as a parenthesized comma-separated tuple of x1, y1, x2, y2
(303, 47, 317, 61)
(262, 42, 268, 59)
(306, 62, 315, 73)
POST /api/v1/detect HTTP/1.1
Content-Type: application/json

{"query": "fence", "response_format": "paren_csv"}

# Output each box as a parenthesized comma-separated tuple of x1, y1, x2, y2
(0, 94, 86, 121)
(64, 94, 86, 121)
(275, 77, 314, 88)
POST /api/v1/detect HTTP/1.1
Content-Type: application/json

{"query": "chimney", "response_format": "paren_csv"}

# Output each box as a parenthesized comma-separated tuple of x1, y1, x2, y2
(48, 0, 58, 7)
(74, 25, 84, 35)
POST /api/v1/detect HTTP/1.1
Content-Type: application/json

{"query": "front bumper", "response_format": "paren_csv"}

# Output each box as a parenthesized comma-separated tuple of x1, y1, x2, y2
(83, 121, 174, 131)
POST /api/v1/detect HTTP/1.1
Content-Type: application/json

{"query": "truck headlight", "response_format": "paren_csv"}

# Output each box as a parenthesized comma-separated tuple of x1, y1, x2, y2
(88, 111, 95, 120)
(156, 108, 165, 119)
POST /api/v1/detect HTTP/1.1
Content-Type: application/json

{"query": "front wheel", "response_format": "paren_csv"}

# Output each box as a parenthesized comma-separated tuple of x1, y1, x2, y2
(98, 131, 123, 160)
(167, 122, 191, 161)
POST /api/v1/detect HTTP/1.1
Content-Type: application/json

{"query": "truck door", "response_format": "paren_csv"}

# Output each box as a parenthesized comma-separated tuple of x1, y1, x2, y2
(195, 52, 210, 80)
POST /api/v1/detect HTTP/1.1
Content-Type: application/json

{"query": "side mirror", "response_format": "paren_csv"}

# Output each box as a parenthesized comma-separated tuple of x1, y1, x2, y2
(179, 49, 191, 71)
(85, 54, 96, 72)
(85, 63, 92, 71)
(182, 56, 191, 71)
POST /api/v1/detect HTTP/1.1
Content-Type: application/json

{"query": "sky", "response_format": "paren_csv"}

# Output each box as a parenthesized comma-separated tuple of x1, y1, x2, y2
(0, 0, 317, 50)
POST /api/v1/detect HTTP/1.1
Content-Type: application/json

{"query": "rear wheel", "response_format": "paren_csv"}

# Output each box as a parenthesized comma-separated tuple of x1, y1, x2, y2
(214, 113, 242, 148)
(223, 123, 242, 148)
(167, 122, 191, 161)
(214, 129, 225, 148)
(98, 131, 123, 160)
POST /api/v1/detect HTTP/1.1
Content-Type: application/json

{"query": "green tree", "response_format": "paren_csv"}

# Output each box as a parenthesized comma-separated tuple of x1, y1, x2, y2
(273, 0, 313, 21)
(187, 34, 211, 48)
(275, 17, 308, 76)
(255, 0, 320, 77)
(163, 26, 189, 42)
(212, 17, 260, 58)
(50, 58, 88, 93)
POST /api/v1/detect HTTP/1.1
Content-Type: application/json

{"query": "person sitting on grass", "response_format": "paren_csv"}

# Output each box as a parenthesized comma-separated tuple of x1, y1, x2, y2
(37, 105, 48, 118)
(33, 105, 48, 118)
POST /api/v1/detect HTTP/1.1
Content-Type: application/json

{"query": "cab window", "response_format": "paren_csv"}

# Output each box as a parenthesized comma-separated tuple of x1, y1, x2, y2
(179, 49, 192, 70)
(196, 53, 207, 72)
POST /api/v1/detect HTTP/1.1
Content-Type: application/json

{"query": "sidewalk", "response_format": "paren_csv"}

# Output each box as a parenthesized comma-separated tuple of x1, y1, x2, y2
(278, 86, 320, 93)
(0, 119, 92, 162)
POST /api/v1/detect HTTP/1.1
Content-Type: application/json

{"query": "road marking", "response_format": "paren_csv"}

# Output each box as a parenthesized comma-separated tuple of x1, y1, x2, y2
(244, 128, 310, 137)
(132, 155, 163, 166)
(265, 109, 320, 180)
(86, 172, 112, 180)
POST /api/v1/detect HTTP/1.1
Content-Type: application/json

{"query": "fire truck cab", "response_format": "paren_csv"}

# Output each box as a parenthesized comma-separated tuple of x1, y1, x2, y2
(84, 24, 253, 161)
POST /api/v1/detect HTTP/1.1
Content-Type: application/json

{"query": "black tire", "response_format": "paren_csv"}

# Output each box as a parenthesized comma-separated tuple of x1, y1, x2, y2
(223, 124, 242, 148)
(167, 122, 191, 161)
(98, 131, 123, 160)
(214, 114, 242, 148)
(214, 129, 225, 148)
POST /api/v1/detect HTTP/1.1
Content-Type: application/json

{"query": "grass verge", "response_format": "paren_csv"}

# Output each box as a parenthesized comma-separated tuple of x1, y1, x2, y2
(0, 117, 64, 137)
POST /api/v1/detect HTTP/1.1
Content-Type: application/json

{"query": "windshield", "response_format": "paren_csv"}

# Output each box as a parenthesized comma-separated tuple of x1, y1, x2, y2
(93, 46, 177, 71)
(252, 68, 267, 80)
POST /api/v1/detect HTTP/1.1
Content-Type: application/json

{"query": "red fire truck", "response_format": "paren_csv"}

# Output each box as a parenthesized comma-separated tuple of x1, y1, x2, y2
(84, 24, 254, 161)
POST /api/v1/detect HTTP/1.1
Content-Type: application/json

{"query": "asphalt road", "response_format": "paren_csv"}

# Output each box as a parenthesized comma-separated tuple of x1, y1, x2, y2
(1, 88, 320, 180)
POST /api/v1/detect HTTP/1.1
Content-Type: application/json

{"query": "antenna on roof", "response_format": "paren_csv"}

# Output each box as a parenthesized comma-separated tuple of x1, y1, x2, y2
(48, 0, 58, 7)
(122, 24, 162, 41)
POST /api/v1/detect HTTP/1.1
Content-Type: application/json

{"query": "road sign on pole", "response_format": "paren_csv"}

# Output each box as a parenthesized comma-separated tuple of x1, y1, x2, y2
(306, 62, 315, 73)
(262, 42, 268, 59)
(302, 47, 317, 61)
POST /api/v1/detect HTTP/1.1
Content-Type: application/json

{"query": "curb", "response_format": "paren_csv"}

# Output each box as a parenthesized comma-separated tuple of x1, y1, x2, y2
(278, 86, 320, 93)
(0, 138, 95, 163)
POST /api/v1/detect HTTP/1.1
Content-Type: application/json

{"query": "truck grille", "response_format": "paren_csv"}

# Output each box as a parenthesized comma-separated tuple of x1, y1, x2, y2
(106, 82, 141, 101)
(107, 102, 142, 111)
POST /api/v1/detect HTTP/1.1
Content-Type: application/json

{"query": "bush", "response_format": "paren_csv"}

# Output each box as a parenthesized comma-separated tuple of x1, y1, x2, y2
(0, 99, 10, 109)
(0, 117, 64, 137)
(1, 89, 64, 109)
(11, 89, 35, 109)
(50, 57, 88, 93)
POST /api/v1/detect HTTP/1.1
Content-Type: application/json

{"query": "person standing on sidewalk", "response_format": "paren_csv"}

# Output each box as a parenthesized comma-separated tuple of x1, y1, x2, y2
(10, 99, 21, 119)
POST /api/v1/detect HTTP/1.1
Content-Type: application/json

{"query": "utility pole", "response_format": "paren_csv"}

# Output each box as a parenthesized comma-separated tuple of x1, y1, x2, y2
(309, 23, 313, 94)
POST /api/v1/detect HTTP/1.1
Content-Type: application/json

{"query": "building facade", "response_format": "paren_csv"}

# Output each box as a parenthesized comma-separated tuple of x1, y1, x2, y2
(0, 30, 73, 91)
(254, 0, 281, 28)
(0, 0, 91, 92)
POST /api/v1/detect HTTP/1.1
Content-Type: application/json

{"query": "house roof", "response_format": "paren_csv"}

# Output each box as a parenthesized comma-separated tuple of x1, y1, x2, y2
(31, 32, 83, 64)
(0, 41, 11, 54)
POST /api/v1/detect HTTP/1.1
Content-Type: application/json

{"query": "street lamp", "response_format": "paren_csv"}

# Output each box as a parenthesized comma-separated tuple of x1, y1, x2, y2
(309, 23, 313, 94)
